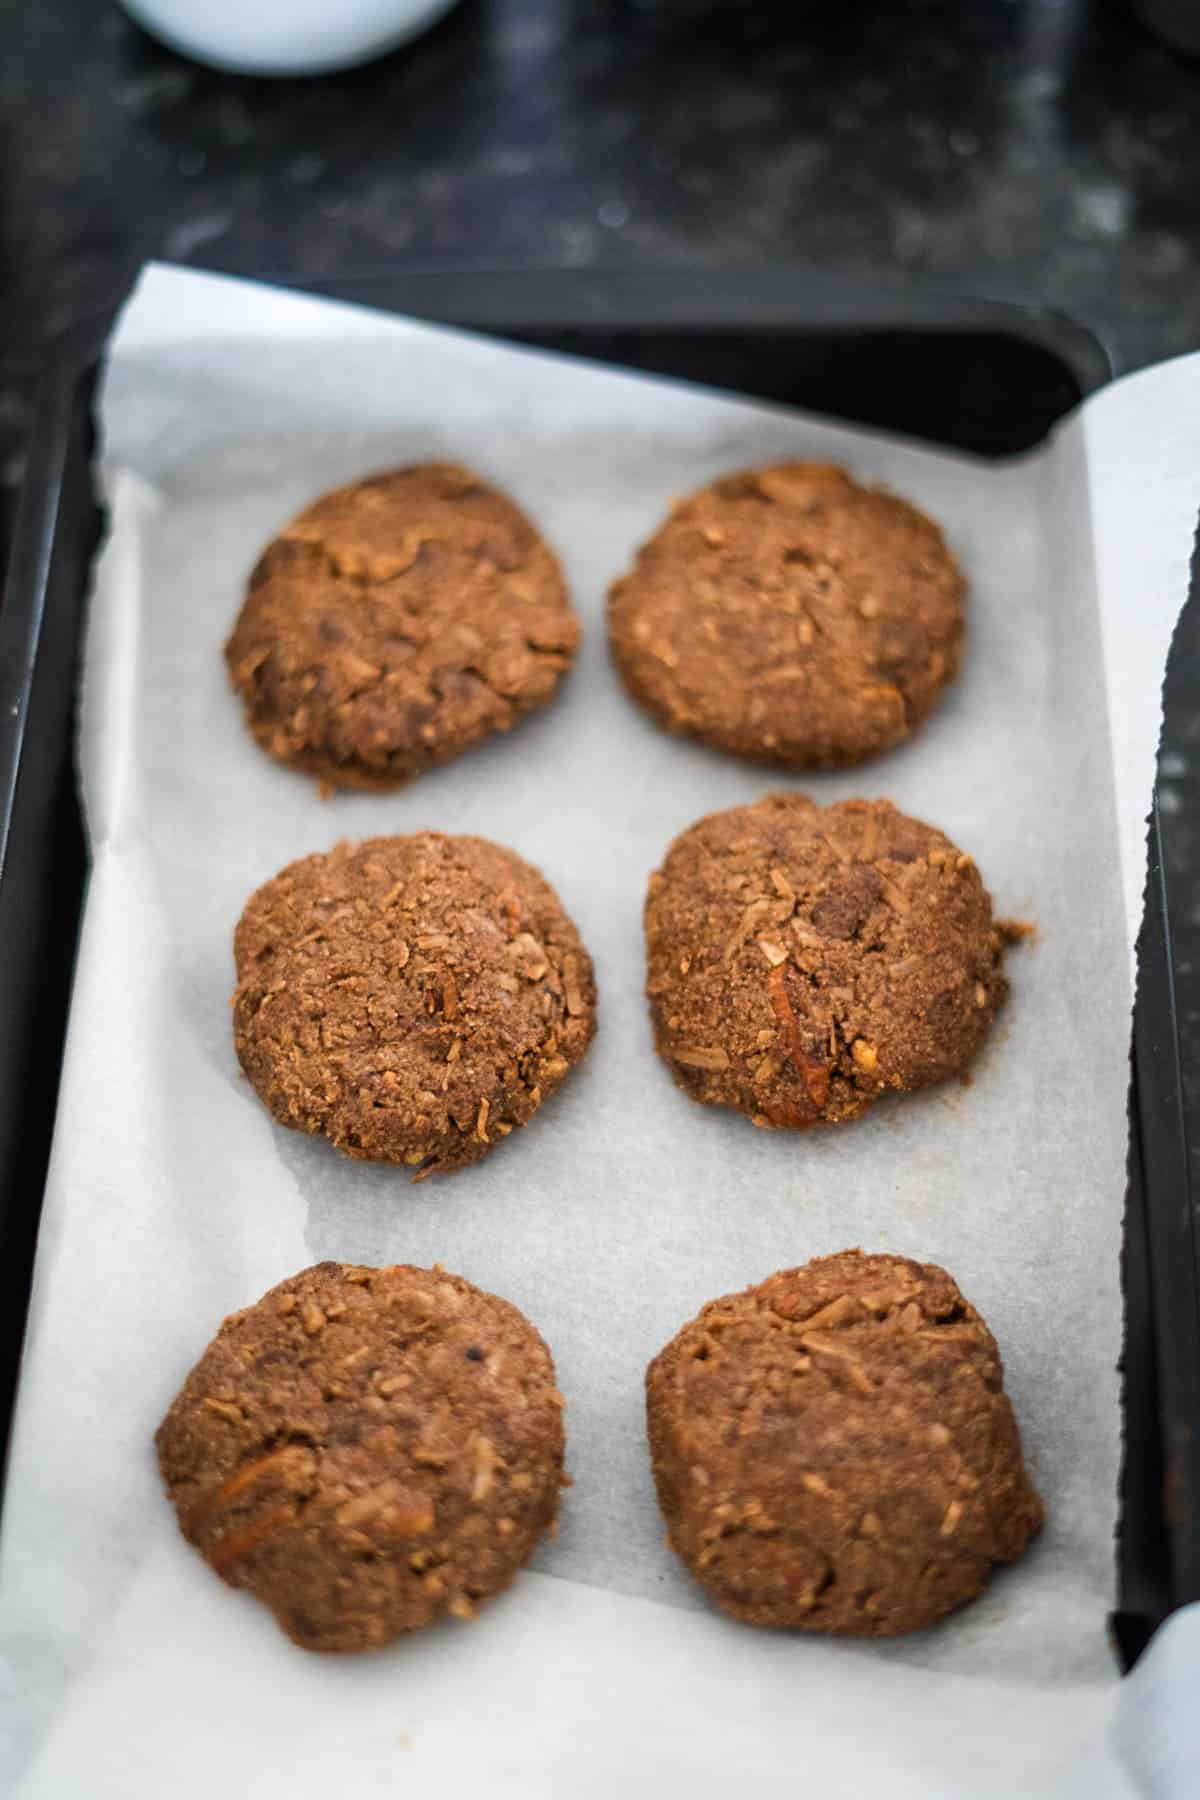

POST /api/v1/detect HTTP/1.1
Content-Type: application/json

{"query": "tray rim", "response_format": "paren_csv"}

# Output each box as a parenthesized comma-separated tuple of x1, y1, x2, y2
(27, 259, 1117, 400)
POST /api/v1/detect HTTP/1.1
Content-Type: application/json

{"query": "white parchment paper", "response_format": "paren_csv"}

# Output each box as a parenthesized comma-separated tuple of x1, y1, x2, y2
(3, 265, 1197, 1796)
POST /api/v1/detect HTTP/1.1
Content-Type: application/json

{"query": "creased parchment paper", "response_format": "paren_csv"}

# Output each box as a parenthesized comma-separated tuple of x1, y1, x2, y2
(3, 265, 1197, 1797)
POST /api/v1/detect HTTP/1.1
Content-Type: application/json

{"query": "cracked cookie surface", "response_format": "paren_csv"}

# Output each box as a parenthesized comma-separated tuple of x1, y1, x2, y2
(226, 463, 579, 789)
(608, 463, 964, 766)
(156, 1261, 566, 1651)
(233, 832, 596, 1175)
(644, 794, 1014, 1130)
(646, 1250, 1043, 1635)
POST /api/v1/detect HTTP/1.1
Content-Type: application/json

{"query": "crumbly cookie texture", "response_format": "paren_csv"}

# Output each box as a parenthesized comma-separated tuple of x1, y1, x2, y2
(233, 832, 596, 1176)
(608, 462, 964, 766)
(644, 793, 1018, 1130)
(646, 1250, 1043, 1635)
(226, 463, 579, 789)
(157, 1261, 567, 1652)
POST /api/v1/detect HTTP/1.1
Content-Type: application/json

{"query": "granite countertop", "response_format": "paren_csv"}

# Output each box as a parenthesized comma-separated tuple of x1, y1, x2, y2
(2, 0, 1199, 553)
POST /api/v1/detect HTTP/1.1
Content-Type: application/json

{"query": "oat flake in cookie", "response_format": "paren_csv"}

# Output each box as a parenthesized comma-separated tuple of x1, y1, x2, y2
(225, 463, 579, 789)
(233, 833, 596, 1176)
(644, 794, 1019, 1131)
(156, 1262, 567, 1651)
(608, 463, 964, 767)
(646, 1250, 1043, 1635)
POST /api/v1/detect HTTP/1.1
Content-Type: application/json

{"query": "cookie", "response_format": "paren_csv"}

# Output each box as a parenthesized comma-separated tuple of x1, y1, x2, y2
(608, 463, 964, 766)
(646, 1250, 1043, 1635)
(156, 1262, 566, 1651)
(644, 794, 1015, 1130)
(233, 832, 596, 1175)
(226, 464, 579, 789)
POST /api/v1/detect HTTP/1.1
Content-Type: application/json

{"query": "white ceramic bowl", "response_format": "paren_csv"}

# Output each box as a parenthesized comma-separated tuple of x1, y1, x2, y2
(120, 0, 460, 77)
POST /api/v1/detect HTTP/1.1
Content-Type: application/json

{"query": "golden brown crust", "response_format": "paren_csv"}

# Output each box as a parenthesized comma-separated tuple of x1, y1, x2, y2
(226, 464, 579, 789)
(646, 1250, 1043, 1635)
(156, 1262, 567, 1652)
(644, 794, 1011, 1130)
(608, 463, 964, 766)
(233, 832, 596, 1175)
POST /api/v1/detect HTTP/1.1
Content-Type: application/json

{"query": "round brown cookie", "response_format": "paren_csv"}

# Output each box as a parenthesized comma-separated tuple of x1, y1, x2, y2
(225, 463, 579, 789)
(645, 794, 1016, 1131)
(646, 1250, 1043, 1635)
(156, 1261, 567, 1651)
(608, 463, 964, 766)
(233, 832, 596, 1175)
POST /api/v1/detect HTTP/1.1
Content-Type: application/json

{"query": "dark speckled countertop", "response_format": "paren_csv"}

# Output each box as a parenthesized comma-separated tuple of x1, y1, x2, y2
(2, 0, 1200, 553)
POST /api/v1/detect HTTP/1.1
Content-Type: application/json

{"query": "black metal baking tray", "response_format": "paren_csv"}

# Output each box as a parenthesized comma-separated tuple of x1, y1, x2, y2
(0, 266, 1185, 1672)
(1119, 520, 1200, 1670)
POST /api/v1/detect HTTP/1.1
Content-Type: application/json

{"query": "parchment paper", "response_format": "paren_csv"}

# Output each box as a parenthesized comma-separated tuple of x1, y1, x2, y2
(3, 264, 1196, 1796)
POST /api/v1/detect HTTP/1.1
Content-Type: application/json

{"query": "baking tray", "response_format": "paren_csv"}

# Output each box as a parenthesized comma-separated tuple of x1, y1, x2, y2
(0, 266, 1187, 1674)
